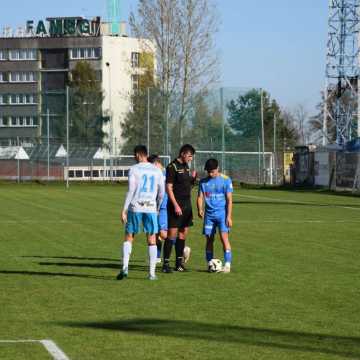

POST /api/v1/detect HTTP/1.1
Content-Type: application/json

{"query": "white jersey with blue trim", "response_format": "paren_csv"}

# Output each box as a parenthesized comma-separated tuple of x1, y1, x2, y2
(123, 162, 165, 213)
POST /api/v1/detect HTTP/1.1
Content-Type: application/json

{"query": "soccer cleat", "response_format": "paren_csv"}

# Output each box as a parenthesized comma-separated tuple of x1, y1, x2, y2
(162, 263, 173, 273)
(174, 264, 187, 272)
(116, 270, 128, 280)
(223, 263, 231, 273)
(148, 274, 158, 280)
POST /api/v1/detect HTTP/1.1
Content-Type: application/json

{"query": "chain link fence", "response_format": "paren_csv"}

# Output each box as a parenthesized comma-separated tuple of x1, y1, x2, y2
(0, 87, 292, 184)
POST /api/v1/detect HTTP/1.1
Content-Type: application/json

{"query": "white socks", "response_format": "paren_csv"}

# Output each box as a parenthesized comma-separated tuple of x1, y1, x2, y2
(148, 245, 157, 277)
(122, 241, 132, 271)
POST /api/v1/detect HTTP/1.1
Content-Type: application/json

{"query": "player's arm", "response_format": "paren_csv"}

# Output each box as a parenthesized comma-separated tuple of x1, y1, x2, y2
(157, 172, 165, 212)
(197, 189, 204, 219)
(122, 169, 136, 223)
(166, 165, 182, 216)
(226, 191, 233, 228)
(166, 183, 182, 216)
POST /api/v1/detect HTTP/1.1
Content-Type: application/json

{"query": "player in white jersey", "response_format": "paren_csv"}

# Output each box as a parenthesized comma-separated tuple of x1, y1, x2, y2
(117, 145, 165, 281)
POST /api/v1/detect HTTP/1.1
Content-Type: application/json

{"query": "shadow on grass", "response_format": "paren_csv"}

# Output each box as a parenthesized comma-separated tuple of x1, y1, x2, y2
(21, 255, 120, 262)
(0, 269, 114, 281)
(38, 261, 149, 272)
(233, 200, 360, 208)
(59, 318, 360, 359)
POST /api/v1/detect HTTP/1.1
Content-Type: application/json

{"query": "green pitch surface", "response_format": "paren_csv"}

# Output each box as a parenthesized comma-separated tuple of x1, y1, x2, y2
(0, 183, 359, 360)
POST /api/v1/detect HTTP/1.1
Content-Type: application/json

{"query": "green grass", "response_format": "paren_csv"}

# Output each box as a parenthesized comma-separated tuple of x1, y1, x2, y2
(0, 183, 359, 359)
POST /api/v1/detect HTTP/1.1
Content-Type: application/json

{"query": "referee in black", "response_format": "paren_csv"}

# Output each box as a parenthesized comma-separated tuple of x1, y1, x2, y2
(162, 144, 196, 273)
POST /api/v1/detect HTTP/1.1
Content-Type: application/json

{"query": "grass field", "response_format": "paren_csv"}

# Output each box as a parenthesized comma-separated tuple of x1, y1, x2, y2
(0, 183, 359, 360)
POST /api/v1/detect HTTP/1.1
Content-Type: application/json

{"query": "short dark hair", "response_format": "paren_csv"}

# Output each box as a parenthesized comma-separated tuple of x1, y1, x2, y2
(134, 145, 148, 156)
(179, 144, 195, 156)
(148, 154, 160, 163)
(204, 158, 218, 171)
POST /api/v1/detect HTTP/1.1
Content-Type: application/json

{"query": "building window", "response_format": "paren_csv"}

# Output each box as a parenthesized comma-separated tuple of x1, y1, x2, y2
(131, 52, 140, 68)
(0, 72, 9, 82)
(132, 74, 139, 91)
(9, 71, 36, 83)
(69, 47, 101, 60)
(4, 116, 37, 127)
(1, 94, 36, 105)
(9, 49, 37, 61)
(0, 50, 8, 61)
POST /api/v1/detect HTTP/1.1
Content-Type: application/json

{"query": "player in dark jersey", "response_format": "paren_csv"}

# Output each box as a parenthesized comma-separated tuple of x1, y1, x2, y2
(162, 144, 196, 273)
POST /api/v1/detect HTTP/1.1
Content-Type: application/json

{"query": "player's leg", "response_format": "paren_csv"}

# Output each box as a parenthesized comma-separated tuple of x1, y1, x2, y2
(156, 209, 168, 263)
(117, 211, 139, 280)
(163, 227, 177, 273)
(162, 202, 179, 273)
(204, 215, 216, 270)
(174, 200, 193, 271)
(219, 215, 232, 273)
(175, 227, 188, 271)
(205, 234, 215, 264)
(144, 212, 159, 280)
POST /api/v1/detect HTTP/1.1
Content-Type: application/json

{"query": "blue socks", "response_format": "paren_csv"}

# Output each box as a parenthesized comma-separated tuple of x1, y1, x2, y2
(206, 250, 213, 262)
(224, 249, 232, 264)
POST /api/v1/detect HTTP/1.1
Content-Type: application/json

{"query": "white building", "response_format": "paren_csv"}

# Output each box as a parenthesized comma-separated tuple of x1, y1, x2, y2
(0, 16, 155, 148)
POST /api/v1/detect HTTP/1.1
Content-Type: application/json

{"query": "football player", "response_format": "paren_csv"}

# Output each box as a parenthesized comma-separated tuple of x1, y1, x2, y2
(197, 158, 233, 273)
(117, 145, 165, 280)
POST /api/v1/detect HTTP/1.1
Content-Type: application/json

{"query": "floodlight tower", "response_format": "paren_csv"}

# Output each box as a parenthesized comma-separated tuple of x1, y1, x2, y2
(107, 0, 121, 35)
(324, 0, 360, 146)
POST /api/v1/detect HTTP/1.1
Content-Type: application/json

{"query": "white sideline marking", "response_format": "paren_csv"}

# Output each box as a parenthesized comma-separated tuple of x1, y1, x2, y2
(236, 194, 360, 211)
(0, 339, 70, 360)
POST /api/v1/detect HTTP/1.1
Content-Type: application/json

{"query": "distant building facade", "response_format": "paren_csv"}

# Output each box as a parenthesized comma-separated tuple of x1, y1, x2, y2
(0, 17, 155, 148)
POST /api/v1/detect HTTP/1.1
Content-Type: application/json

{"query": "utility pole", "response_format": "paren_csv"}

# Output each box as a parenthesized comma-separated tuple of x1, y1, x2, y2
(260, 89, 265, 184)
(66, 86, 70, 189)
(147, 87, 150, 153)
(273, 113, 277, 184)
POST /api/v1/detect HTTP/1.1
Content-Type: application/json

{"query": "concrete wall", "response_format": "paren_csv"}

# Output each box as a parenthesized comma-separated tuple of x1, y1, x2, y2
(101, 36, 155, 151)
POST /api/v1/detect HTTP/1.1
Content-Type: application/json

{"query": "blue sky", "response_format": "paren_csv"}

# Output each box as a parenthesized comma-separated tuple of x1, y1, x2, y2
(0, 0, 327, 115)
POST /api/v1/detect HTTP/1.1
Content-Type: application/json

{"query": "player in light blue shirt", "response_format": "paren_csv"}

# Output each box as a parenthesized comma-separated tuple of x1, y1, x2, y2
(117, 145, 165, 281)
(197, 158, 233, 273)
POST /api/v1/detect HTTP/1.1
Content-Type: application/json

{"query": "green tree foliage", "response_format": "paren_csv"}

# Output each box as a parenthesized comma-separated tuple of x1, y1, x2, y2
(121, 87, 166, 155)
(68, 61, 107, 145)
(227, 89, 299, 151)
(183, 94, 231, 151)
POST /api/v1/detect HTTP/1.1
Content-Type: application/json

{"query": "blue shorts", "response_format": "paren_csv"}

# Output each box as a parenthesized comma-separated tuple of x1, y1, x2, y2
(203, 212, 229, 236)
(158, 208, 168, 231)
(126, 211, 158, 235)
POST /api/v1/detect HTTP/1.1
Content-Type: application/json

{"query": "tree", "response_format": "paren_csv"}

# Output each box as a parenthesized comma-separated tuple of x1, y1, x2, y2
(121, 52, 168, 154)
(121, 86, 167, 155)
(68, 61, 107, 145)
(227, 89, 300, 151)
(130, 0, 219, 143)
(293, 104, 309, 145)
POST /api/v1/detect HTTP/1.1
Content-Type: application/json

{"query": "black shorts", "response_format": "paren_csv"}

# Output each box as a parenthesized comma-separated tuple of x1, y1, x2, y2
(167, 199, 193, 229)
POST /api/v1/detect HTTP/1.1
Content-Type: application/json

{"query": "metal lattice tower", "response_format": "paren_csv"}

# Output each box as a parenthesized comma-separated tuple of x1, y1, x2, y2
(107, 0, 121, 35)
(324, 0, 360, 146)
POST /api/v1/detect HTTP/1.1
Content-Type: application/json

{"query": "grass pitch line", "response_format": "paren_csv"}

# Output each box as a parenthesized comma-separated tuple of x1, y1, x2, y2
(0, 339, 70, 360)
(237, 194, 360, 211)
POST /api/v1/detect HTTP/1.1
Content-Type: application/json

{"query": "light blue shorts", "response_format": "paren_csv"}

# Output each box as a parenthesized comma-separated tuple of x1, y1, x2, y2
(203, 212, 229, 236)
(158, 208, 168, 231)
(126, 211, 158, 235)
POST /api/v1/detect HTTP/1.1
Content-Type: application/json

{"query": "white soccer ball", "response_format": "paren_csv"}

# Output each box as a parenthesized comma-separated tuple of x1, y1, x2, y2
(183, 246, 191, 263)
(208, 259, 223, 273)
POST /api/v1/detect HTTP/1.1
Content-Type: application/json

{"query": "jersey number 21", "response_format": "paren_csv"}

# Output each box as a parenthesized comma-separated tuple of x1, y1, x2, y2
(140, 174, 155, 193)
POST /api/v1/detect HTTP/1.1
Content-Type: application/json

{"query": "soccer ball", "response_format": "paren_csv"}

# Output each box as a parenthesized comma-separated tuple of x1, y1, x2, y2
(208, 259, 223, 273)
(183, 246, 191, 263)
